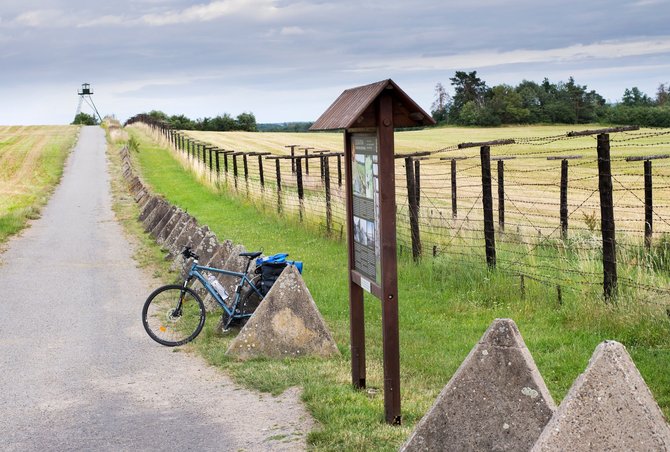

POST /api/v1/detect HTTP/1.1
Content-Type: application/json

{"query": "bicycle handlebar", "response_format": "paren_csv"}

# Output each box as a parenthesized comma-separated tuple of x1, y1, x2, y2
(181, 246, 199, 260)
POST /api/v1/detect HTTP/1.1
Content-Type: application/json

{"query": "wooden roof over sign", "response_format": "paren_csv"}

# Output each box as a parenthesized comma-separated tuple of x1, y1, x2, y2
(309, 79, 436, 130)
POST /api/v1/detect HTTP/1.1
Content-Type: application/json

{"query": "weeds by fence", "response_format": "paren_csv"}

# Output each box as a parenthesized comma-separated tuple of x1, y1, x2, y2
(125, 114, 670, 311)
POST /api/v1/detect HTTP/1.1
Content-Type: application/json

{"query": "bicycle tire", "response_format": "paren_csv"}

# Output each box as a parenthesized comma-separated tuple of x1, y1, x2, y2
(142, 284, 206, 347)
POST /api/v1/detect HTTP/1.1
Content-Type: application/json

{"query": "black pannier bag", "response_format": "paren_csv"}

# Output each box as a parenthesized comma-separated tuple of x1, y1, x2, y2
(253, 253, 303, 297)
(256, 262, 287, 296)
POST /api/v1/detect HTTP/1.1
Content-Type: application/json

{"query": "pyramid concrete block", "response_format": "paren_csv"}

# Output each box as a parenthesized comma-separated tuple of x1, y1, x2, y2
(143, 200, 170, 232)
(226, 265, 340, 360)
(162, 213, 192, 252)
(532, 341, 670, 452)
(401, 319, 555, 452)
(172, 225, 210, 274)
(150, 205, 177, 239)
(166, 216, 198, 257)
(138, 196, 159, 222)
(156, 209, 185, 245)
(201, 241, 235, 312)
(216, 245, 251, 295)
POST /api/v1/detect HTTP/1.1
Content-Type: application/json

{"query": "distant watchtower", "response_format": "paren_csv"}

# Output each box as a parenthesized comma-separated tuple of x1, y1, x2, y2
(75, 83, 102, 122)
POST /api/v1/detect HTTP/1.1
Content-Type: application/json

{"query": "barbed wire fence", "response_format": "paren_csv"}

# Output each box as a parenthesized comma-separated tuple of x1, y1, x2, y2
(126, 115, 670, 311)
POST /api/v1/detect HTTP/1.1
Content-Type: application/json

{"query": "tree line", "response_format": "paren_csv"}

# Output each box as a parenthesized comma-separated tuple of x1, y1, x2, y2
(431, 71, 670, 127)
(142, 110, 258, 132)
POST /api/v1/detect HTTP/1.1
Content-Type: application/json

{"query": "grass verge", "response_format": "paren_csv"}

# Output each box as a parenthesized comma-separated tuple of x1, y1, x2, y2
(116, 126, 670, 451)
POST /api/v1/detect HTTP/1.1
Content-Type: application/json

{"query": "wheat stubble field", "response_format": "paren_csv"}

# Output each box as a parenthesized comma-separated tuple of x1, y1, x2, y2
(0, 125, 78, 243)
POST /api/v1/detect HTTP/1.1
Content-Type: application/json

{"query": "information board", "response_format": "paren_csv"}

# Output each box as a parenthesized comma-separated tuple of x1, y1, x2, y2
(351, 133, 380, 286)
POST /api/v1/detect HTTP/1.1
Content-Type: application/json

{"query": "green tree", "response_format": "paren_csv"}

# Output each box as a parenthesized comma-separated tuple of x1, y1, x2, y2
(449, 71, 489, 121)
(71, 112, 98, 125)
(622, 87, 653, 107)
(236, 112, 257, 132)
(210, 114, 236, 131)
(489, 85, 530, 124)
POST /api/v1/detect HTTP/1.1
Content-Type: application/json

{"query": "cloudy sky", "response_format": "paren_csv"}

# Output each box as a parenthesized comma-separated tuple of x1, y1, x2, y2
(1, 0, 669, 125)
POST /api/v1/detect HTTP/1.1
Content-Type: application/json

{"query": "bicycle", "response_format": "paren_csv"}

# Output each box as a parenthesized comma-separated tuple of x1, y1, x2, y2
(142, 246, 264, 347)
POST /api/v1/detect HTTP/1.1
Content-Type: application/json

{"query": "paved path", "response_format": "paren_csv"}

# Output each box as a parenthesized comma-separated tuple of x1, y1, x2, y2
(0, 127, 312, 451)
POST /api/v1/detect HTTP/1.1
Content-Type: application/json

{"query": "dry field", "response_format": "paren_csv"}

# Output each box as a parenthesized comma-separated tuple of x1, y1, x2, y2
(0, 125, 79, 242)
(180, 126, 670, 241)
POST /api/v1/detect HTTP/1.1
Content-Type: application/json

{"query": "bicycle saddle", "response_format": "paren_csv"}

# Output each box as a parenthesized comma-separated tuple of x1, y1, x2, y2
(239, 251, 262, 259)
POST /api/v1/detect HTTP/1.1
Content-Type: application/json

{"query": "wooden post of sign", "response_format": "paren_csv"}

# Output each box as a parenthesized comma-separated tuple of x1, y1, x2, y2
(481, 146, 496, 268)
(343, 130, 366, 391)
(310, 79, 434, 426)
(597, 133, 617, 301)
(377, 93, 401, 425)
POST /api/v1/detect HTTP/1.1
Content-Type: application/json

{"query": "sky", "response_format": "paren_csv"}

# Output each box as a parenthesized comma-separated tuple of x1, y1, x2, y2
(0, 0, 669, 125)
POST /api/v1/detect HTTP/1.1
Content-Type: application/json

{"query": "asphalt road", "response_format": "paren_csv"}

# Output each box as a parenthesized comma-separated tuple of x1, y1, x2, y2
(0, 127, 311, 451)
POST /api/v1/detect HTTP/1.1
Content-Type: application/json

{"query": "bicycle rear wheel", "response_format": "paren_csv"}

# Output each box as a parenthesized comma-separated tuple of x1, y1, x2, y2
(142, 284, 206, 346)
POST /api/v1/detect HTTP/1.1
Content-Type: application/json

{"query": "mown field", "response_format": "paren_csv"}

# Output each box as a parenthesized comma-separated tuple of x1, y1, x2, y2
(0, 125, 79, 244)
(122, 124, 670, 451)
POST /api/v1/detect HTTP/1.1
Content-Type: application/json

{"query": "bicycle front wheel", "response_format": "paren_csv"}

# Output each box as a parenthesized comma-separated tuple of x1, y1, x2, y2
(142, 285, 206, 346)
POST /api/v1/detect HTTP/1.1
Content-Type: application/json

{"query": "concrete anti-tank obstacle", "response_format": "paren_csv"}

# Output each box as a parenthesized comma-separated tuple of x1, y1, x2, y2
(162, 213, 192, 252)
(156, 209, 185, 245)
(401, 318, 555, 452)
(149, 205, 177, 239)
(201, 240, 235, 312)
(171, 225, 210, 274)
(143, 199, 170, 232)
(138, 196, 159, 222)
(532, 340, 670, 451)
(165, 216, 198, 258)
(226, 265, 340, 360)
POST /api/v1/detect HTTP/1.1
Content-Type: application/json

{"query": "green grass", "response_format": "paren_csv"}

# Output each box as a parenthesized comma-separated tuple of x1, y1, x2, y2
(122, 126, 670, 451)
(0, 126, 79, 244)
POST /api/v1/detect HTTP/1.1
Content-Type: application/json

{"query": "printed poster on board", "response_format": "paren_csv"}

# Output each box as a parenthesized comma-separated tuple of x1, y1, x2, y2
(351, 133, 380, 285)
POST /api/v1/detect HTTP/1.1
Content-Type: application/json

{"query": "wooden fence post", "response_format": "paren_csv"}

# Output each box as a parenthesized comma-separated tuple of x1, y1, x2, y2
(233, 153, 239, 190)
(276, 158, 282, 213)
(337, 154, 343, 187)
(644, 159, 653, 249)
(560, 159, 568, 239)
(451, 159, 458, 218)
(597, 133, 617, 301)
(497, 159, 505, 232)
(480, 146, 496, 268)
(258, 155, 265, 189)
(296, 157, 304, 221)
(215, 149, 221, 177)
(324, 156, 332, 233)
(285, 145, 298, 173)
(405, 157, 421, 261)
(414, 159, 421, 209)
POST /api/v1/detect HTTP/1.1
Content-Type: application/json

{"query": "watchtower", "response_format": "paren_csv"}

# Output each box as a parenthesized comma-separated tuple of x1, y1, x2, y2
(75, 83, 102, 122)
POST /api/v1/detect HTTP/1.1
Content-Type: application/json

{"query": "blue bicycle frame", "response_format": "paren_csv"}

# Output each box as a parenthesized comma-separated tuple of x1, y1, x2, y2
(183, 259, 264, 322)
